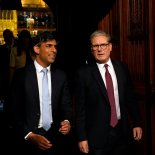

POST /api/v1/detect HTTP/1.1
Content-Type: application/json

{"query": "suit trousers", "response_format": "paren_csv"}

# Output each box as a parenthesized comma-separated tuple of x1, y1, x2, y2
(89, 120, 134, 155)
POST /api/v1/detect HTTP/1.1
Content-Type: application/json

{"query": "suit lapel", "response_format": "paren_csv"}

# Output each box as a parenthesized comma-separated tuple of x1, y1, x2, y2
(91, 64, 109, 103)
(26, 63, 40, 108)
(50, 66, 57, 109)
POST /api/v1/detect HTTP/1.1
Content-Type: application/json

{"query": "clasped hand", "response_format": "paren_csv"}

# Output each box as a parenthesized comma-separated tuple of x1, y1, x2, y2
(27, 120, 71, 150)
(59, 120, 71, 135)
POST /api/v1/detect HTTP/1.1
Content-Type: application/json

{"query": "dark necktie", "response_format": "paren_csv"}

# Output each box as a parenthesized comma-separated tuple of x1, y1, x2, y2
(42, 68, 51, 131)
(104, 64, 118, 127)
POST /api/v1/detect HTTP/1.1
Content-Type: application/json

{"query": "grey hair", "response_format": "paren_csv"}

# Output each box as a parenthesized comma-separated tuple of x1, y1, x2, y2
(90, 30, 111, 43)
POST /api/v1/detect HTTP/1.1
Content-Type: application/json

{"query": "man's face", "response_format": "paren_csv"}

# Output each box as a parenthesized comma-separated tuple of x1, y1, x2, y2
(91, 35, 112, 64)
(34, 39, 57, 67)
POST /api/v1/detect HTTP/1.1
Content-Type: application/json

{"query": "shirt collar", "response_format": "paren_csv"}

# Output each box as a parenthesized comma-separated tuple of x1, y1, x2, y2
(97, 58, 112, 69)
(34, 60, 51, 73)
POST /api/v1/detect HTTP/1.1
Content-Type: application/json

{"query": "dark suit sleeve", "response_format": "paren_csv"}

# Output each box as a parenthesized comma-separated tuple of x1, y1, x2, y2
(60, 73, 73, 122)
(74, 67, 88, 141)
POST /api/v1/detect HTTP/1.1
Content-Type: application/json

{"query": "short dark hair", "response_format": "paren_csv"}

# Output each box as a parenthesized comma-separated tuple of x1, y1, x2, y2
(32, 31, 58, 47)
(3, 29, 13, 37)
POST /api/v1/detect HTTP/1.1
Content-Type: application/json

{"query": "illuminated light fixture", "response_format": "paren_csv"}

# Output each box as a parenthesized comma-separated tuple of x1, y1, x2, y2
(21, 0, 47, 8)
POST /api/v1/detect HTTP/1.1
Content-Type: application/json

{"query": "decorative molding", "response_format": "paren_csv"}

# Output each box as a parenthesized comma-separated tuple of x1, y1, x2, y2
(128, 0, 146, 41)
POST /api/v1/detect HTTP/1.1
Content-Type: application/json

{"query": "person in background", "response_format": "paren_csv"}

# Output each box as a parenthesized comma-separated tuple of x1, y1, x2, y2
(74, 30, 142, 155)
(0, 29, 15, 99)
(9, 29, 35, 82)
(0, 29, 15, 153)
(8, 31, 72, 155)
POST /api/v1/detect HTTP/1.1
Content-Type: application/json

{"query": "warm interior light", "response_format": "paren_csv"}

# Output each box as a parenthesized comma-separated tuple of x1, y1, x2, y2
(0, 10, 18, 44)
(21, 0, 47, 8)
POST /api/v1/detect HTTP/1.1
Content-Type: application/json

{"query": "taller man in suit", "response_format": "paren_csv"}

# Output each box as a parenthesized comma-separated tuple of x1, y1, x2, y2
(74, 30, 142, 155)
(8, 31, 72, 155)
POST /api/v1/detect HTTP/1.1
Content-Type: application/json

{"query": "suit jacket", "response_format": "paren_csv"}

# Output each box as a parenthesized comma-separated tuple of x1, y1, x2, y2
(75, 60, 142, 148)
(8, 62, 72, 140)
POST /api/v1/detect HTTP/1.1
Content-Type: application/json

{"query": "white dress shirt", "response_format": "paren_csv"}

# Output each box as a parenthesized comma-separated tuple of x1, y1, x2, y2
(34, 60, 52, 128)
(97, 59, 121, 119)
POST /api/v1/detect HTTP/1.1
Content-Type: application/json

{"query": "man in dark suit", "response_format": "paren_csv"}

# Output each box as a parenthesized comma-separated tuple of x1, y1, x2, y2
(74, 30, 142, 155)
(8, 31, 72, 155)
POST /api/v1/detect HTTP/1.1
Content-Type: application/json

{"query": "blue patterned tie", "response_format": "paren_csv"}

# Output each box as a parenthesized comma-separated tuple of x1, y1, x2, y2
(42, 68, 51, 131)
(105, 64, 118, 127)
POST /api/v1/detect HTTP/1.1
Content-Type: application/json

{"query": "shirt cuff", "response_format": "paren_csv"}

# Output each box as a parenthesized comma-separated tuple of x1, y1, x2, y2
(24, 132, 32, 140)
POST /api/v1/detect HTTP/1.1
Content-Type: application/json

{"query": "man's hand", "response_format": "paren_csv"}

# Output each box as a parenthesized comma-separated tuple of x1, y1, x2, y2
(78, 140, 89, 154)
(59, 120, 71, 135)
(133, 127, 142, 141)
(27, 132, 52, 150)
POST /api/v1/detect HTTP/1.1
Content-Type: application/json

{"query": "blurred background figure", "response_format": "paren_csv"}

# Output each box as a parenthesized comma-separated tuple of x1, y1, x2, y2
(0, 29, 15, 102)
(0, 29, 15, 153)
(9, 29, 35, 82)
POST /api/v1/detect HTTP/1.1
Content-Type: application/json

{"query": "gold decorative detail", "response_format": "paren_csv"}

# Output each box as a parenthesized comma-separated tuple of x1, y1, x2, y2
(21, 0, 47, 8)
(0, 10, 17, 44)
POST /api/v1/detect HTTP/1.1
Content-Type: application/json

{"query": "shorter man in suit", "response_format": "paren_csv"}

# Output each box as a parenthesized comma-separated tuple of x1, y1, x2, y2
(8, 31, 72, 155)
(74, 30, 142, 155)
